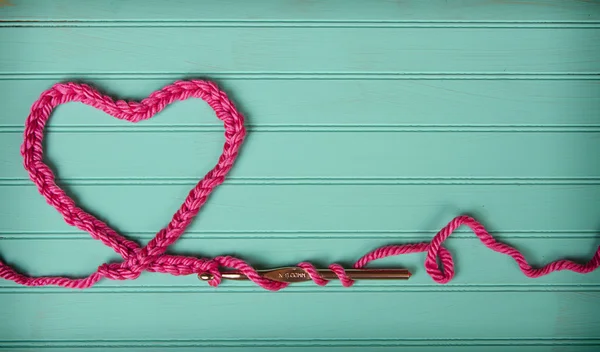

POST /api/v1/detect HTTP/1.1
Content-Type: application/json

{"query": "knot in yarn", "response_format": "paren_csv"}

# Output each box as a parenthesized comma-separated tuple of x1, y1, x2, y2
(0, 80, 598, 291)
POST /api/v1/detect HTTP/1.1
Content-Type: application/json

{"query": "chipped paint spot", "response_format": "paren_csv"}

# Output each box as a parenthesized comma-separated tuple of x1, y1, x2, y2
(0, 0, 14, 8)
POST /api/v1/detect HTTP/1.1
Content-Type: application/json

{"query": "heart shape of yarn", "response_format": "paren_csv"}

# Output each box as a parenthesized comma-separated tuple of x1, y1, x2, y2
(12, 79, 374, 292)
(18, 80, 253, 288)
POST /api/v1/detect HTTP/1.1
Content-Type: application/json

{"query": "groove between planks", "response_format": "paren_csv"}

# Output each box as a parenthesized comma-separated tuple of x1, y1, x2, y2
(0, 338, 598, 346)
(2, 178, 600, 186)
(1, 285, 600, 293)
(1, 73, 599, 80)
(2, 20, 600, 28)
(0, 230, 595, 239)
(0, 338, 598, 348)
(3, 125, 600, 133)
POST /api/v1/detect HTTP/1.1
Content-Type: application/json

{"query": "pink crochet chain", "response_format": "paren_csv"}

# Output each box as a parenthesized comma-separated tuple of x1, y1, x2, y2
(1, 79, 598, 291)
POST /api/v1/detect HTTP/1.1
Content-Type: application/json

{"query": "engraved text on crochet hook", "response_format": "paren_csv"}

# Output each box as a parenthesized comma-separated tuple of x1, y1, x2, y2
(263, 267, 312, 283)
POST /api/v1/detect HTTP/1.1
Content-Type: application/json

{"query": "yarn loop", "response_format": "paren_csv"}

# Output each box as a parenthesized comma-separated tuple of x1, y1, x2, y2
(0, 80, 598, 291)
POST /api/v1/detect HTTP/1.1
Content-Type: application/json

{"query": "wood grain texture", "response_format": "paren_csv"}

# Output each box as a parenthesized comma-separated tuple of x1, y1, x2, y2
(0, 0, 599, 351)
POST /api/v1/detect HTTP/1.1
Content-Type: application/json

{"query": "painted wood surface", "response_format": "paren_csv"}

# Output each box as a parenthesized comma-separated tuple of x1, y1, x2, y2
(0, 1, 599, 351)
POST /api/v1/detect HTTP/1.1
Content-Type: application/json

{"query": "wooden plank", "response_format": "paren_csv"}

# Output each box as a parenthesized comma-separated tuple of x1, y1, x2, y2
(1, 28, 599, 73)
(2, 0, 599, 22)
(1, 79, 599, 126)
(0, 291, 598, 340)
(0, 237, 598, 289)
(1, 132, 599, 179)
(0, 184, 598, 233)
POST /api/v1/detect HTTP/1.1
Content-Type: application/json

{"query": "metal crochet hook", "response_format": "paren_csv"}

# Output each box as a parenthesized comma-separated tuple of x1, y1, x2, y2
(198, 266, 411, 283)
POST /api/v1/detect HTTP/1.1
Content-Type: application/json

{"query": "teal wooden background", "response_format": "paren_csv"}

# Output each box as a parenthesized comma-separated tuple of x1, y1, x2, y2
(1, 0, 599, 351)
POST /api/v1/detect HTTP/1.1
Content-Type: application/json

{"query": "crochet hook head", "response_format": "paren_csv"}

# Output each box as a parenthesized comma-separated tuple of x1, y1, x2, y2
(198, 267, 411, 283)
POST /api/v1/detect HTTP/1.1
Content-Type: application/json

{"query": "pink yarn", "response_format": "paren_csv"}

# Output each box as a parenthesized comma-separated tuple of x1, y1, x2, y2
(0, 80, 598, 291)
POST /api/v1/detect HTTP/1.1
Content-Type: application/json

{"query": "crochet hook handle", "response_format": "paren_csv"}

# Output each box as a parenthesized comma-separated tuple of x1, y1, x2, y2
(198, 267, 411, 283)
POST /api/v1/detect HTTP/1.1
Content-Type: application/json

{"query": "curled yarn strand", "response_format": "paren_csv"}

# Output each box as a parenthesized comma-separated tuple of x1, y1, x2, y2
(1, 80, 598, 291)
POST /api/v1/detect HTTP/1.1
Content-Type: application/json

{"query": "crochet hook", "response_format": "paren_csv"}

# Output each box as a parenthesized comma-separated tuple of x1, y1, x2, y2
(198, 267, 411, 283)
